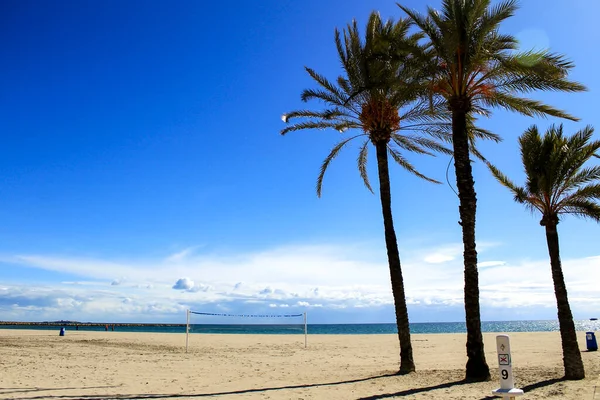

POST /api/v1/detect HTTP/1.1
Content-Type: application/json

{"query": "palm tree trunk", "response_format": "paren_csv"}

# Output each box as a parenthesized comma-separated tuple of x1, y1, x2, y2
(451, 103, 490, 381)
(374, 140, 415, 374)
(544, 222, 585, 380)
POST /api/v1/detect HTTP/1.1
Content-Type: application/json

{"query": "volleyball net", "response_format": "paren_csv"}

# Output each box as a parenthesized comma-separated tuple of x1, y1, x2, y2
(185, 310, 308, 352)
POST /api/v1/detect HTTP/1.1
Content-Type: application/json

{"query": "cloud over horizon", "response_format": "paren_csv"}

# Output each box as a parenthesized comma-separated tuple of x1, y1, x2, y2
(1, 242, 599, 323)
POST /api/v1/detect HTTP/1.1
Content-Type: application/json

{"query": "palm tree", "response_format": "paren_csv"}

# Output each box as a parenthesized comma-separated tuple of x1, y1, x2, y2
(281, 13, 455, 374)
(399, 0, 586, 381)
(489, 124, 600, 380)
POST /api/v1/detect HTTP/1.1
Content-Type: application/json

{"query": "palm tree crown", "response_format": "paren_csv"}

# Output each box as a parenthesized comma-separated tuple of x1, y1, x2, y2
(489, 124, 600, 224)
(281, 13, 452, 195)
(400, 0, 586, 118)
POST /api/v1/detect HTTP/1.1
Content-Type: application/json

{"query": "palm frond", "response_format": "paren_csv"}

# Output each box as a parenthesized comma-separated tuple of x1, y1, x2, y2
(560, 199, 600, 222)
(556, 166, 600, 196)
(393, 133, 453, 156)
(303, 67, 348, 104)
(280, 120, 359, 136)
(357, 139, 373, 193)
(387, 146, 441, 184)
(316, 135, 364, 197)
(567, 184, 600, 201)
(301, 88, 346, 107)
(283, 109, 354, 122)
(469, 144, 488, 163)
(469, 125, 502, 142)
(487, 162, 531, 205)
(482, 93, 580, 121)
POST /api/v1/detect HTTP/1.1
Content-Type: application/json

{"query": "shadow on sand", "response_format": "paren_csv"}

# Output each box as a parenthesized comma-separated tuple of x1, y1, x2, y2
(8, 375, 567, 400)
(3, 373, 396, 400)
(0, 385, 121, 395)
(358, 376, 566, 400)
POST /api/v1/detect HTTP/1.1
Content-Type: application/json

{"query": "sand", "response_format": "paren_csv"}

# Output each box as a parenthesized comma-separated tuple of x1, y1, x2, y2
(0, 329, 598, 399)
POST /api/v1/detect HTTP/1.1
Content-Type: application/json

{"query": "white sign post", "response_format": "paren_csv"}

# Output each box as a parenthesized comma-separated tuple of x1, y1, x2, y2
(492, 335, 524, 399)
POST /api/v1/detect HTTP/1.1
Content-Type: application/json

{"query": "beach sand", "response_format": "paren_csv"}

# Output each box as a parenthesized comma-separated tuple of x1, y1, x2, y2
(1, 329, 598, 399)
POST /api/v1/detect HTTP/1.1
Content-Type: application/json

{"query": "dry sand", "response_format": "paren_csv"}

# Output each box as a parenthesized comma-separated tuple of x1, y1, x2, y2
(0, 329, 598, 399)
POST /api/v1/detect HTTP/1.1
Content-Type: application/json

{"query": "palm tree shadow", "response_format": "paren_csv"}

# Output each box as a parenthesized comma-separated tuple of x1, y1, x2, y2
(9, 375, 568, 400)
(356, 379, 470, 400)
(358, 376, 566, 400)
(0, 385, 121, 395)
(8, 373, 399, 400)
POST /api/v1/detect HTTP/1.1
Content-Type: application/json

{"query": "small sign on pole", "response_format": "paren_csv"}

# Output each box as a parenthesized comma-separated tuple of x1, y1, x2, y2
(492, 335, 524, 399)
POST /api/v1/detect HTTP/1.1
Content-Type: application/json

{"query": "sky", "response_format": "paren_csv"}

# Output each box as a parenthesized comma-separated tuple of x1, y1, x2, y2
(0, 0, 599, 325)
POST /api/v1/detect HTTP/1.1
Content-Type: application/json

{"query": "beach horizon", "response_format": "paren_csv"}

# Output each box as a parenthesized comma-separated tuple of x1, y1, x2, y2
(1, 319, 599, 335)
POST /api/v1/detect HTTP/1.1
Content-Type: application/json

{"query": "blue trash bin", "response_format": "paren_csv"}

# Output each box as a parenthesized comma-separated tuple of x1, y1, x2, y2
(586, 331, 597, 351)
(59, 327, 65, 337)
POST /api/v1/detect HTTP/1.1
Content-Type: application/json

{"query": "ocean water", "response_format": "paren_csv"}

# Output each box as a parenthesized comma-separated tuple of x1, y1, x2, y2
(1, 320, 599, 335)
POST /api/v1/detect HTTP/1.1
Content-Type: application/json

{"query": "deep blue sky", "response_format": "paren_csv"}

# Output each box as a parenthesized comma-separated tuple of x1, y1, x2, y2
(0, 0, 599, 324)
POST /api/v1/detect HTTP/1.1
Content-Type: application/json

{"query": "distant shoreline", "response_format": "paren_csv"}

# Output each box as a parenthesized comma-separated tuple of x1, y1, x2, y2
(0, 321, 185, 327)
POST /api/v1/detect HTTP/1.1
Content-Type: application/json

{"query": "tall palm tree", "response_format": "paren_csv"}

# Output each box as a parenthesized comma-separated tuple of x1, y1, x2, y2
(281, 13, 454, 374)
(489, 124, 600, 380)
(399, 0, 586, 381)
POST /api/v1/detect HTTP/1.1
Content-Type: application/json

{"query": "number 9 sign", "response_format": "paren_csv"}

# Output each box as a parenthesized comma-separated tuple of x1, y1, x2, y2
(492, 335, 523, 398)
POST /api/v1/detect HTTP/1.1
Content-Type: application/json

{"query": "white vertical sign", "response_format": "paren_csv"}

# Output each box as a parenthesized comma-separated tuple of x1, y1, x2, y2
(497, 335, 514, 389)
(492, 335, 523, 399)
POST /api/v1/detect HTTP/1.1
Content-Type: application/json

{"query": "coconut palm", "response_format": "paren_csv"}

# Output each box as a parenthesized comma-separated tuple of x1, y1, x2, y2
(489, 124, 600, 380)
(281, 13, 457, 374)
(399, 0, 586, 381)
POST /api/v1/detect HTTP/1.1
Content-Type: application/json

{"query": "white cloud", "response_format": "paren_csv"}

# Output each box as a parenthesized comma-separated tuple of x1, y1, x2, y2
(424, 253, 455, 264)
(478, 261, 506, 268)
(188, 283, 211, 293)
(1, 243, 599, 322)
(165, 246, 199, 263)
(422, 244, 463, 264)
(172, 278, 194, 290)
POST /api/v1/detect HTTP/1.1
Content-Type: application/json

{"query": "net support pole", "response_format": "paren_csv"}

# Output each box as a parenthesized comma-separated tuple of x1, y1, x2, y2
(185, 309, 190, 353)
(303, 312, 307, 349)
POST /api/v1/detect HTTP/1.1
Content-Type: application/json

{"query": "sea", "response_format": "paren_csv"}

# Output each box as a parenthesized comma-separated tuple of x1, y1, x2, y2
(1, 320, 599, 335)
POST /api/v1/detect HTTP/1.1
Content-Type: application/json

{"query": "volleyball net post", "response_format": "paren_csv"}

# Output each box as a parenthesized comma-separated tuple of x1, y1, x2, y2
(304, 312, 307, 349)
(185, 309, 190, 353)
(185, 310, 307, 351)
